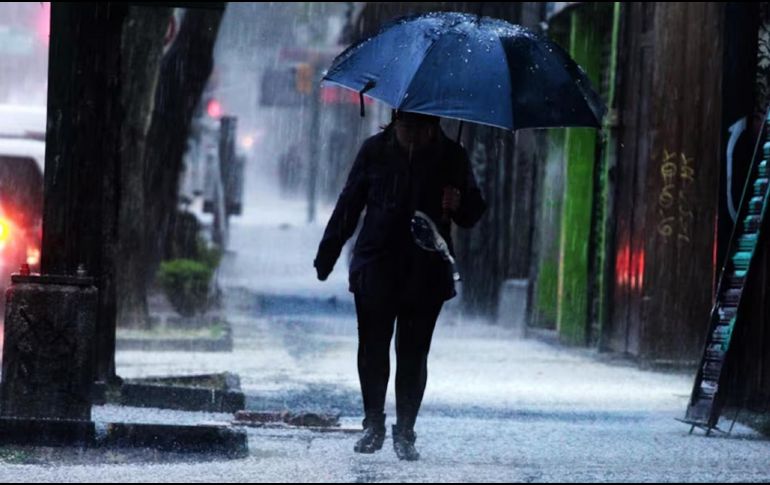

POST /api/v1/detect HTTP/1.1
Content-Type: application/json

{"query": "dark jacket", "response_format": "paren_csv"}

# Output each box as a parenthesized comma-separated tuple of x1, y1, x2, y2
(314, 126, 486, 303)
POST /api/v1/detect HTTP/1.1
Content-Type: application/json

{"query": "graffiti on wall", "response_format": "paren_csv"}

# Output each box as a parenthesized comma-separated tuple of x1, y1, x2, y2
(657, 149, 696, 245)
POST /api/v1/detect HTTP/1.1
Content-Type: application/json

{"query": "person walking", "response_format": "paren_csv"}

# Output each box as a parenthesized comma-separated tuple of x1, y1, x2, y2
(314, 110, 486, 461)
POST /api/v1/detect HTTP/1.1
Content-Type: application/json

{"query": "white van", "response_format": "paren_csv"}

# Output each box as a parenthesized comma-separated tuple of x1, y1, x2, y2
(0, 104, 45, 279)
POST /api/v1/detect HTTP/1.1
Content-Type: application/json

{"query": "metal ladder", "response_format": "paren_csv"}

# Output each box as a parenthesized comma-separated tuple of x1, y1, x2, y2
(681, 109, 770, 435)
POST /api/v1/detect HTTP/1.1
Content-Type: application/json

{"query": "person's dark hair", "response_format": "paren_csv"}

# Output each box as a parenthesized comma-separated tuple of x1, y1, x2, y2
(394, 110, 440, 125)
(381, 110, 440, 131)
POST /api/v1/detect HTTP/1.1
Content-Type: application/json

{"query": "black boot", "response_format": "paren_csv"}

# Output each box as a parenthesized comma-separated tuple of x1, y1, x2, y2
(392, 425, 420, 461)
(354, 414, 386, 454)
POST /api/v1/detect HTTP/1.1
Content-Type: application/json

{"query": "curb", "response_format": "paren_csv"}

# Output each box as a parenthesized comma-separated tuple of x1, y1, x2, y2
(115, 322, 233, 352)
(0, 418, 248, 457)
(93, 373, 246, 414)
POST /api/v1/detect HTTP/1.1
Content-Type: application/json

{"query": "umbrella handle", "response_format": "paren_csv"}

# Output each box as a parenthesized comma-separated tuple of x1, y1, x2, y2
(359, 81, 376, 118)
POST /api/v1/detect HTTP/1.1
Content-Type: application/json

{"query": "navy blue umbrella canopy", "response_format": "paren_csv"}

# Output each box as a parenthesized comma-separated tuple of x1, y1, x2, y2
(323, 12, 606, 131)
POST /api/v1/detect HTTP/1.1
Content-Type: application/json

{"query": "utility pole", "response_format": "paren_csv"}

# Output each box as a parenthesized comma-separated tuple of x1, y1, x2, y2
(306, 64, 321, 224)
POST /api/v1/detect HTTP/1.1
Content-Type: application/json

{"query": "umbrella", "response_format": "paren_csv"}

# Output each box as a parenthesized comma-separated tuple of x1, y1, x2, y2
(323, 11, 606, 131)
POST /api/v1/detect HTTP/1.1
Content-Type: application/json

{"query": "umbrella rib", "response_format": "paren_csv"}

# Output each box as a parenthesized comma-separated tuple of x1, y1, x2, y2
(493, 31, 514, 130)
(534, 38, 604, 127)
(398, 34, 445, 109)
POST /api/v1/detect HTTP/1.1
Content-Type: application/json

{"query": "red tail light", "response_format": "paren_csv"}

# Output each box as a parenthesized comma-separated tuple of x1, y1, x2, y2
(0, 217, 11, 249)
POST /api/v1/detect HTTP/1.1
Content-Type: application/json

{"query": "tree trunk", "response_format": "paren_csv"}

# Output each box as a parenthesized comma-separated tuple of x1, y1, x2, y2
(116, 7, 172, 330)
(42, 2, 129, 383)
(143, 7, 225, 288)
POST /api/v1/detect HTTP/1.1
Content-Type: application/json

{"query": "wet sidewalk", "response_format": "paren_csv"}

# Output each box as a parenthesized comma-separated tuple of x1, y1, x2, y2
(7, 296, 770, 482)
(3, 203, 770, 481)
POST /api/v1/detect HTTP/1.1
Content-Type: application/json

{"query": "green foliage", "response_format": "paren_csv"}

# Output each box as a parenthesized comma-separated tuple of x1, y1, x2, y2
(157, 258, 214, 317)
(159, 206, 224, 317)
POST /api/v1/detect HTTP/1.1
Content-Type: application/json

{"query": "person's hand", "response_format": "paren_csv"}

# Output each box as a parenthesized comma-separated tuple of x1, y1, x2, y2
(442, 186, 461, 212)
(317, 268, 330, 282)
(315, 259, 331, 281)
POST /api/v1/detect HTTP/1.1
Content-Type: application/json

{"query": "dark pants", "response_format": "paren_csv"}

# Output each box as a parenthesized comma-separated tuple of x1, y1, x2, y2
(354, 293, 443, 430)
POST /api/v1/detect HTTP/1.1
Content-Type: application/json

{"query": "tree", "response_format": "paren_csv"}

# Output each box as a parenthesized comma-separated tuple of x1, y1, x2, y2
(117, 6, 225, 329)
(116, 6, 172, 330)
(43, 4, 226, 387)
(42, 3, 129, 383)
(142, 7, 225, 311)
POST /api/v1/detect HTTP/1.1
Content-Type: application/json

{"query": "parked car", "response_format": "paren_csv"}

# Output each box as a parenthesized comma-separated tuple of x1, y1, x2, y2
(0, 104, 45, 287)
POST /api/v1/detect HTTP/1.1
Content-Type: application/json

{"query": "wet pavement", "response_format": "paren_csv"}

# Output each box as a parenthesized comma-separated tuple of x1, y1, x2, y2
(2, 202, 770, 482)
